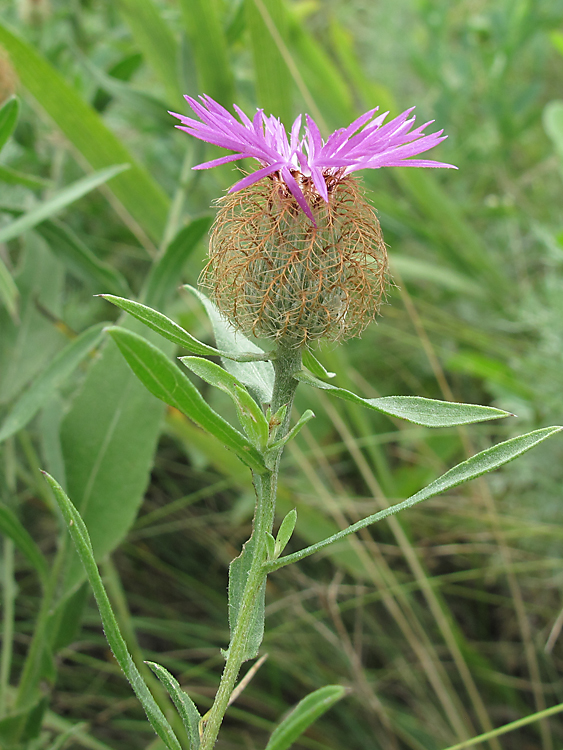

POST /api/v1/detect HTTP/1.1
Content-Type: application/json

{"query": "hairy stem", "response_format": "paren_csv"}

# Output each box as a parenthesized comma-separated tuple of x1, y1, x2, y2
(200, 345, 301, 749)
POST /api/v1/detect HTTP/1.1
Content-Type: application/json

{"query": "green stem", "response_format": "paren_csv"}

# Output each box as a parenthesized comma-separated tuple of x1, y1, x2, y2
(200, 345, 301, 750)
(0, 538, 15, 718)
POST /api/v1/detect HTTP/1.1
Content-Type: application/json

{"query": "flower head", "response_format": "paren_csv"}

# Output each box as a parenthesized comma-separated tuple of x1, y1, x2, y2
(170, 94, 456, 222)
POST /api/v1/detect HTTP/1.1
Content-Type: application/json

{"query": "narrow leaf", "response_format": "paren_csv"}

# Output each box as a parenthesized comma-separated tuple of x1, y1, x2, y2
(0, 254, 18, 319)
(42, 472, 182, 750)
(296, 371, 512, 427)
(0, 503, 49, 586)
(267, 426, 563, 572)
(302, 350, 335, 379)
(146, 661, 201, 750)
(107, 327, 267, 473)
(275, 509, 297, 557)
(180, 356, 269, 449)
(0, 165, 129, 245)
(0, 95, 19, 152)
(267, 410, 315, 452)
(265, 685, 347, 750)
(186, 286, 274, 403)
(226, 535, 266, 662)
(0, 164, 50, 189)
(0, 323, 106, 443)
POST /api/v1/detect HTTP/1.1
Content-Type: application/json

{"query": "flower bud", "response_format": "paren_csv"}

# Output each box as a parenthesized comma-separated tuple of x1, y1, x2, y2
(201, 172, 388, 348)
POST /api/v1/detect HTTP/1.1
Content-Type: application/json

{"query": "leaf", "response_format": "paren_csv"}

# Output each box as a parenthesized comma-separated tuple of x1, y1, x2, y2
(37, 219, 131, 297)
(0, 254, 18, 320)
(544, 100, 563, 157)
(0, 503, 49, 586)
(141, 218, 212, 310)
(0, 322, 106, 443)
(0, 21, 169, 242)
(0, 164, 50, 189)
(274, 509, 297, 557)
(0, 697, 48, 746)
(225, 535, 266, 662)
(101, 295, 268, 361)
(186, 286, 275, 404)
(0, 95, 19, 153)
(42, 473, 183, 750)
(301, 350, 335, 379)
(146, 662, 201, 750)
(180, 356, 269, 449)
(267, 410, 315, 452)
(106, 327, 267, 473)
(295, 371, 512, 427)
(0, 165, 129, 245)
(264, 685, 347, 750)
(267, 426, 563, 572)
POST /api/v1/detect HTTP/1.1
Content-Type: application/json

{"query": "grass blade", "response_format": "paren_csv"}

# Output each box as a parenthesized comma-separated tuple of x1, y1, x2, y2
(0, 504, 49, 587)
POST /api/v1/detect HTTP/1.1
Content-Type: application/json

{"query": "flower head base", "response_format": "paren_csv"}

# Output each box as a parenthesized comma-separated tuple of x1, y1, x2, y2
(170, 94, 456, 223)
(171, 95, 455, 347)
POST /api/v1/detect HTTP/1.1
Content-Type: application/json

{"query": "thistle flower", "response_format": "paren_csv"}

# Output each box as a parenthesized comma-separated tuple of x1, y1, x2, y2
(170, 95, 456, 347)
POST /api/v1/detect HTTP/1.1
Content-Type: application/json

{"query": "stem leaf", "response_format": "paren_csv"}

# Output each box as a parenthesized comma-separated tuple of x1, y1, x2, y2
(0, 503, 49, 587)
(264, 685, 347, 750)
(41, 473, 182, 750)
(0, 96, 19, 153)
(146, 661, 201, 750)
(274, 509, 297, 557)
(106, 326, 267, 473)
(296, 371, 513, 426)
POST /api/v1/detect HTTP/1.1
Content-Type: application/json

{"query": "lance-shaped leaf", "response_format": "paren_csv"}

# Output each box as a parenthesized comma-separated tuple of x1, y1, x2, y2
(101, 295, 269, 362)
(274, 509, 297, 558)
(302, 350, 335, 379)
(180, 356, 269, 450)
(185, 286, 275, 404)
(264, 685, 347, 750)
(0, 503, 49, 587)
(0, 165, 129, 245)
(106, 327, 266, 473)
(42, 472, 182, 750)
(267, 410, 315, 453)
(146, 662, 201, 750)
(0, 323, 106, 443)
(0, 254, 18, 320)
(266, 426, 562, 572)
(295, 371, 512, 427)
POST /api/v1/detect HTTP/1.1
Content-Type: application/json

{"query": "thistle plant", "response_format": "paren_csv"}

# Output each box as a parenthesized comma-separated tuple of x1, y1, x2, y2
(42, 95, 562, 750)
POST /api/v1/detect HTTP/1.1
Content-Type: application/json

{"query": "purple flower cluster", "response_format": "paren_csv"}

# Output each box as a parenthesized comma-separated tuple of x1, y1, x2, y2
(170, 94, 456, 222)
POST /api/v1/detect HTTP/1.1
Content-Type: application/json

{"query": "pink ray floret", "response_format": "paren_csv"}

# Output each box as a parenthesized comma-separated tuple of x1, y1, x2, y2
(170, 94, 456, 222)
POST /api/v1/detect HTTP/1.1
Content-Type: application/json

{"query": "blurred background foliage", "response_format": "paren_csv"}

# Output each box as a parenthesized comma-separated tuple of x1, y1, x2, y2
(1, 0, 563, 748)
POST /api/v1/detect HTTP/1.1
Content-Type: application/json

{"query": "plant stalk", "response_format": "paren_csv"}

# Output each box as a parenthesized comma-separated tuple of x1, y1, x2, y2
(200, 345, 301, 749)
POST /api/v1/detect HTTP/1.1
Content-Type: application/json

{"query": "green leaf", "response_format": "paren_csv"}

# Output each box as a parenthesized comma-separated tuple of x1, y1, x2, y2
(0, 697, 47, 746)
(146, 661, 201, 750)
(0, 164, 50, 189)
(186, 286, 275, 403)
(301, 350, 335, 379)
(0, 323, 106, 443)
(106, 326, 267, 473)
(43, 721, 87, 750)
(267, 409, 314, 453)
(0, 254, 18, 320)
(264, 685, 347, 750)
(0, 503, 49, 586)
(267, 426, 563, 572)
(544, 100, 563, 157)
(100, 295, 268, 361)
(0, 164, 129, 245)
(0, 21, 169, 243)
(274, 508, 297, 558)
(42, 473, 182, 750)
(141, 218, 212, 309)
(295, 371, 512, 427)
(0, 95, 19, 153)
(180, 356, 269, 450)
(37, 219, 131, 297)
(225, 535, 266, 662)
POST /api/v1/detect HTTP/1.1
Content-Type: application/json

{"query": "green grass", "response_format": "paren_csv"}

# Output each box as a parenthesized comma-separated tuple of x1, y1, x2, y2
(1, 0, 563, 748)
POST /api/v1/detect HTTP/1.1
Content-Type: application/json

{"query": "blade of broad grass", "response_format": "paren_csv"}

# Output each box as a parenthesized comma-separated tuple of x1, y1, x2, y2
(0, 165, 129, 245)
(440, 701, 563, 750)
(0, 21, 169, 243)
(179, 0, 234, 104)
(115, 0, 181, 103)
(0, 164, 49, 189)
(106, 326, 267, 473)
(0, 323, 106, 443)
(0, 503, 49, 587)
(295, 371, 512, 427)
(264, 685, 347, 750)
(0, 256, 18, 320)
(42, 472, 182, 750)
(247, 0, 292, 125)
(0, 96, 19, 153)
(147, 661, 201, 750)
(267, 426, 562, 571)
